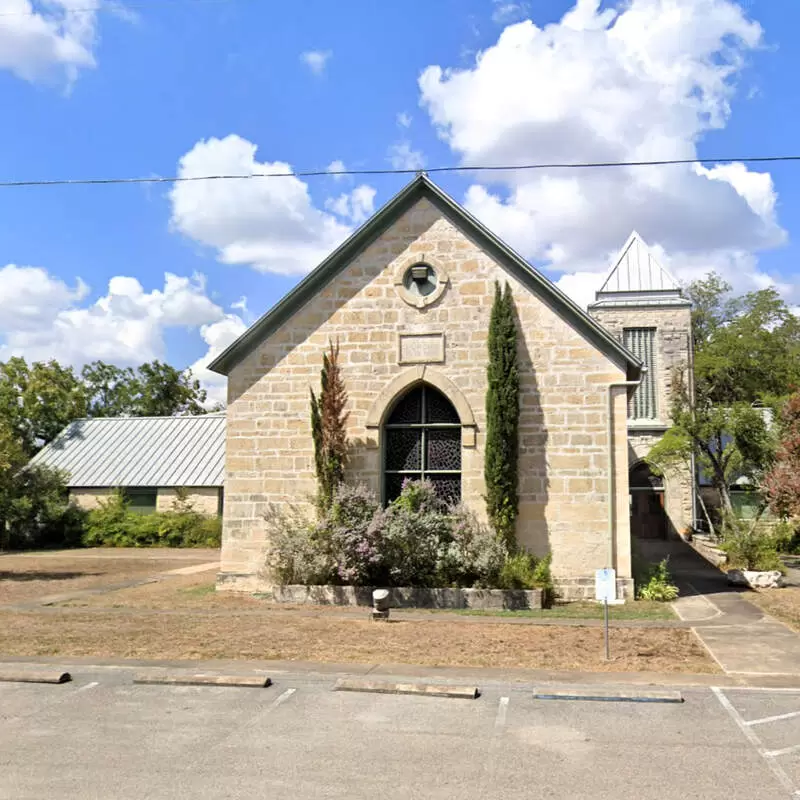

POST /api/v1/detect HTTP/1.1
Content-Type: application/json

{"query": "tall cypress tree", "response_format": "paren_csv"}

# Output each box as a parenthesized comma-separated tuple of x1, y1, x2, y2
(310, 340, 349, 512)
(484, 281, 520, 548)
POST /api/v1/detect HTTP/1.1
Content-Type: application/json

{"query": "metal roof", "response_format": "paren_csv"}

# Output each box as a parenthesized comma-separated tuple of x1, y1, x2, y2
(590, 231, 691, 309)
(29, 414, 226, 488)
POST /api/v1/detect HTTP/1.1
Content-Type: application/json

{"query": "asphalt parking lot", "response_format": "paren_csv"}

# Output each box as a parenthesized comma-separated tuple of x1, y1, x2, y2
(1, 669, 799, 799)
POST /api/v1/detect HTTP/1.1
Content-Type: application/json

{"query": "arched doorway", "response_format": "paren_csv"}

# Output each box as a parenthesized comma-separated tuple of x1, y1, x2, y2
(629, 462, 667, 539)
(383, 383, 462, 506)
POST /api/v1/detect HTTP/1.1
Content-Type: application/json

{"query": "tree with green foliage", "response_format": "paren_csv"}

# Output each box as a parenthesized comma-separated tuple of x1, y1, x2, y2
(0, 419, 82, 551)
(310, 341, 349, 511)
(484, 281, 520, 548)
(81, 362, 138, 417)
(0, 357, 87, 456)
(131, 360, 209, 416)
(647, 274, 797, 530)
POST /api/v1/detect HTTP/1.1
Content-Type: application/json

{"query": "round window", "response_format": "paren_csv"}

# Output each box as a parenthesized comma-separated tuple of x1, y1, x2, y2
(394, 260, 449, 308)
(403, 263, 437, 298)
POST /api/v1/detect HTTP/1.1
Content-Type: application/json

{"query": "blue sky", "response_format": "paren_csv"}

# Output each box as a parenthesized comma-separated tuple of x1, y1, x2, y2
(1, 0, 799, 403)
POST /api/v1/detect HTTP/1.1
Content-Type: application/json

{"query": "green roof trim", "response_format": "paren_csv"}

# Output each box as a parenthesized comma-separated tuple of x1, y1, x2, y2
(209, 174, 642, 379)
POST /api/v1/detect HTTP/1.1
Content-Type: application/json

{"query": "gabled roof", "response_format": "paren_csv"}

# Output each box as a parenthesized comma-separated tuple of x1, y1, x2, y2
(29, 414, 226, 488)
(591, 231, 690, 309)
(209, 173, 642, 379)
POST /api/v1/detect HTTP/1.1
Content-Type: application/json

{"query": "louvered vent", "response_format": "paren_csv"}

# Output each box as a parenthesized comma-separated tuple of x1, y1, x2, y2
(623, 328, 657, 419)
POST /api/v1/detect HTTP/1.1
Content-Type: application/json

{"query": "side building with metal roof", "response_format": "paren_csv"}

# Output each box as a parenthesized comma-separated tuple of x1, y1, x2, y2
(29, 414, 226, 516)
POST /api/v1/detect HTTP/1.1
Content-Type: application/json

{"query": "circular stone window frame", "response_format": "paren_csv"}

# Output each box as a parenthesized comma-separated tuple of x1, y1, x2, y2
(393, 256, 450, 309)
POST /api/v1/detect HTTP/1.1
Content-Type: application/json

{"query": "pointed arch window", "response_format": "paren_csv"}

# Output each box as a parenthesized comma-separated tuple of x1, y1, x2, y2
(383, 384, 461, 506)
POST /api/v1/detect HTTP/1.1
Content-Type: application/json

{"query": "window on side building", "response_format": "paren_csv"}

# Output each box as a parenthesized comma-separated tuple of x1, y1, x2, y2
(124, 488, 158, 514)
(623, 328, 657, 420)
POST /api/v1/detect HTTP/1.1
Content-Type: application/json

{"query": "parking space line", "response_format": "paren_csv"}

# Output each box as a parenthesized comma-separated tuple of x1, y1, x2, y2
(745, 710, 800, 727)
(269, 688, 296, 710)
(712, 687, 799, 798)
(495, 697, 509, 730)
(75, 681, 99, 693)
(766, 744, 800, 759)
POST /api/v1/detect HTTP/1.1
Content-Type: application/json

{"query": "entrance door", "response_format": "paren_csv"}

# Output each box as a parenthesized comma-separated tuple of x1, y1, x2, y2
(629, 463, 667, 539)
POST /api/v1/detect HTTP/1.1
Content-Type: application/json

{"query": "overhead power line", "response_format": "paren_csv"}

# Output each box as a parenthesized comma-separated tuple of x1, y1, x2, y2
(2, 155, 800, 189)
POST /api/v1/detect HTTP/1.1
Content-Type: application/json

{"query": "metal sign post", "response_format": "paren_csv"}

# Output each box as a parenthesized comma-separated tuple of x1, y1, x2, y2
(595, 568, 616, 661)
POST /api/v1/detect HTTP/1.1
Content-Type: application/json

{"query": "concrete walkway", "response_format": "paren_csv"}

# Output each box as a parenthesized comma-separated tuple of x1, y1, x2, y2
(638, 538, 800, 678)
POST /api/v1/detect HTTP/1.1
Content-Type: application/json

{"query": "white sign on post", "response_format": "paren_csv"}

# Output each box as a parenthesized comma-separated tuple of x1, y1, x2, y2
(595, 568, 617, 603)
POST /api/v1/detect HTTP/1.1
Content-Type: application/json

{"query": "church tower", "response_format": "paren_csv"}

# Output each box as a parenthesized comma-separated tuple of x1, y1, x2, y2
(588, 232, 694, 539)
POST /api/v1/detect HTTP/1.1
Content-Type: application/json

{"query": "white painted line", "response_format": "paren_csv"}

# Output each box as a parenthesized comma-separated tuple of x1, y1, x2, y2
(163, 561, 219, 576)
(745, 710, 800, 727)
(766, 744, 800, 759)
(495, 697, 509, 730)
(75, 681, 99, 693)
(712, 687, 798, 797)
(269, 688, 296, 710)
(724, 687, 800, 693)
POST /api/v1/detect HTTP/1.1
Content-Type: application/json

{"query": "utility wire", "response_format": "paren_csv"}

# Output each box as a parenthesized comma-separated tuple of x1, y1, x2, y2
(2, 155, 800, 188)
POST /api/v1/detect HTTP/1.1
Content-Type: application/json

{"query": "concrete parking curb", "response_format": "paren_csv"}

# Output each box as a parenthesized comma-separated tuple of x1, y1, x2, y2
(334, 678, 479, 699)
(133, 673, 272, 688)
(0, 669, 71, 684)
(533, 686, 683, 703)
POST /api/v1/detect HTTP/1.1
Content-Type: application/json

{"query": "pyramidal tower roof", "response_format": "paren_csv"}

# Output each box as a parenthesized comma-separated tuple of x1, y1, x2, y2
(589, 231, 690, 309)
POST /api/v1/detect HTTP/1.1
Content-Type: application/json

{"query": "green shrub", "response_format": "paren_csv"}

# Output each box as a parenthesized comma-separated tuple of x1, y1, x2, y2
(636, 558, 679, 602)
(773, 520, 800, 555)
(82, 490, 221, 548)
(720, 514, 785, 572)
(2, 464, 87, 551)
(497, 551, 551, 590)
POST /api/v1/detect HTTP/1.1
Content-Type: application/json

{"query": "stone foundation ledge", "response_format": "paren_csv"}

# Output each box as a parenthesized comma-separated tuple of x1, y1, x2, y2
(217, 574, 542, 610)
(553, 577, 635, 602)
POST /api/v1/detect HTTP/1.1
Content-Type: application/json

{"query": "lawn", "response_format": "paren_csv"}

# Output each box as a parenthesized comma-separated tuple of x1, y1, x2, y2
(0, 550, 710, 674)
(444, 600, 675, 621)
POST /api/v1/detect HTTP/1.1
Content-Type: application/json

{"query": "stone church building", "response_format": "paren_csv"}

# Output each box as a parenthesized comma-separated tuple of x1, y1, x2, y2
(210, 175, 693, 600)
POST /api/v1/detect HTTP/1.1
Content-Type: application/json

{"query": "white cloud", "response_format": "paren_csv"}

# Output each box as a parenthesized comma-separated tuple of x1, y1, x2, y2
(396, 111, 412, 128)
(300, 49, 331, 75)
(420, 0, 787, 300)
(0, 267, 224, 367)
(327, 159, 347, 180)
(325, 184, 376, 225)
(189, 314, 248, 407)
(170, 135, 367, 275)
(0, 0, 101, 85)
(388, 141, 426, 171)
(491, 1, 530, 24)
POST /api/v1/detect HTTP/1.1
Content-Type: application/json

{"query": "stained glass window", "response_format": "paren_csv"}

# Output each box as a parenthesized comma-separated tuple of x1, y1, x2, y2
(383, 384, 461, 505)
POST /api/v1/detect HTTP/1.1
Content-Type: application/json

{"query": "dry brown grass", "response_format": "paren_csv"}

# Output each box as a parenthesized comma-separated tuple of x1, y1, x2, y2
(0, 549, 218, 605)
(0, 607, 716, 673)
(747, 587, 800, 631)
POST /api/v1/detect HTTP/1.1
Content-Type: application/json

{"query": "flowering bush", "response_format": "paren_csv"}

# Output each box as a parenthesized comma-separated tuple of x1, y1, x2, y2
(325, 483, 383, 584)
(265, 479, 548, 590)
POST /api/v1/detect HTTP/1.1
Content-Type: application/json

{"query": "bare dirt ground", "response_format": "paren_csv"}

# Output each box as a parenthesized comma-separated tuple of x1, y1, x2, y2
(0, 548, 715, 674)
(0, 548, 218, 605)
(747, 586, 800, 631)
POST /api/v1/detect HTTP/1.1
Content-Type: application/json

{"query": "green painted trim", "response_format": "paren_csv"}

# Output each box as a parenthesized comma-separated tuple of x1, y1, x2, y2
(209, 174, 642, 379)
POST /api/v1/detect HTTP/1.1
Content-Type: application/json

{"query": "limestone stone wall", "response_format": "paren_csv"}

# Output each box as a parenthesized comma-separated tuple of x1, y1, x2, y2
(70, 488, 116, 511)
(156, 488, 222, 516)
(590, 304, 693, 534)
(221, 196, 633, 590)
(70, 487, 221, 516)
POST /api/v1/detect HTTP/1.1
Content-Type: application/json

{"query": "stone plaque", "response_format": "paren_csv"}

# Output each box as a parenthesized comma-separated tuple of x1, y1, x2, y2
(398, 333, 445, 365)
